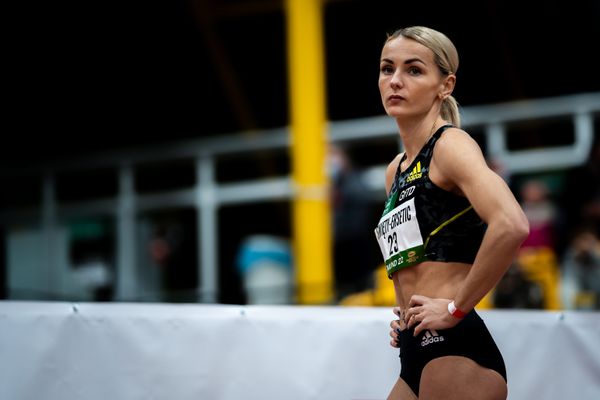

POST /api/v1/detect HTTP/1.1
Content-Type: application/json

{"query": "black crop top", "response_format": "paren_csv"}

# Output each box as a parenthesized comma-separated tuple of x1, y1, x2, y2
(374, 125, 486, 278)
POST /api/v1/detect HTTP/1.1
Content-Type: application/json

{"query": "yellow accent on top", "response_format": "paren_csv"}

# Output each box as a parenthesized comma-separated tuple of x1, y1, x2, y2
(406, 161, 423, 183)
(424, 205, 473, 249)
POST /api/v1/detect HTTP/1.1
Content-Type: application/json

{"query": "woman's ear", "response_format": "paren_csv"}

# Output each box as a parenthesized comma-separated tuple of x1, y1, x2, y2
(439, 74, 456, 99)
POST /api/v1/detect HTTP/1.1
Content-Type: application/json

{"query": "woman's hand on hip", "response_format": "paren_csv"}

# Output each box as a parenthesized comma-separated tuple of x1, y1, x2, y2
(404, 295, 460, 336)
(389, 306, 407, 348)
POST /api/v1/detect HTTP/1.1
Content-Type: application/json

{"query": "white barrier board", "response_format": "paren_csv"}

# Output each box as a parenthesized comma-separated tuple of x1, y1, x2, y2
(0, 302, 598, 400)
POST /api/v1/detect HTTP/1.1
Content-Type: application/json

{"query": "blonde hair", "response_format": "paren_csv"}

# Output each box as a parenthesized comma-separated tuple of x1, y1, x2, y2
(387, 26, 461, 127)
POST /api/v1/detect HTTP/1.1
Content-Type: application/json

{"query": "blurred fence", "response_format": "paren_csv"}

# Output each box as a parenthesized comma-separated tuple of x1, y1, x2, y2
(1, 93, 599, 302)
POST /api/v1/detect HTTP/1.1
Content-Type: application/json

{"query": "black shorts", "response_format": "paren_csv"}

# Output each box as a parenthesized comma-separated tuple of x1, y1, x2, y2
(398, 310, 506, 396)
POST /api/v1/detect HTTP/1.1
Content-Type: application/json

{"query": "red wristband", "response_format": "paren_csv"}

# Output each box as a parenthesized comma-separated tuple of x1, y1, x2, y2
(447, 301, 467, 319)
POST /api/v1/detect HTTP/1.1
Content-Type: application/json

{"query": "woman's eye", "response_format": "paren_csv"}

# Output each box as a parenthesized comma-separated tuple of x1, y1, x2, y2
(381, 65, 394, 74)
(407, 67, 421, 75)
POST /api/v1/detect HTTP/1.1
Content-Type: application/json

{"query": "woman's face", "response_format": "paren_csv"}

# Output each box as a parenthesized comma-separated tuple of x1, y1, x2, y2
(378, 36, 446, 119)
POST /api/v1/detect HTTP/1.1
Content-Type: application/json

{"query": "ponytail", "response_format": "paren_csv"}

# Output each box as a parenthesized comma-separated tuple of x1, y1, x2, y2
(441, 95, 461, 128)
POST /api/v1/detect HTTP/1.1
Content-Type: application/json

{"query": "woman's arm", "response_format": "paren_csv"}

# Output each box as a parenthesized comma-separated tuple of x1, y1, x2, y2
(405, 129, 529, 335)
(437, 130, 529, 313)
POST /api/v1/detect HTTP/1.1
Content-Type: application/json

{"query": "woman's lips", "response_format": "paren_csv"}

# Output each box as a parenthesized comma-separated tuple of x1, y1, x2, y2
(387, 95, 405, 103)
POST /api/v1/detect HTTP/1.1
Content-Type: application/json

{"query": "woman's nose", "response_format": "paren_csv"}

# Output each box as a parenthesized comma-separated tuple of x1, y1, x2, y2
(390, 70, 402, 89)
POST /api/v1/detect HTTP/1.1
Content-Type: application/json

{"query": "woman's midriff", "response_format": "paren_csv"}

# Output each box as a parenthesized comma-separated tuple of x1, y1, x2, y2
(392, 260, 472, 310)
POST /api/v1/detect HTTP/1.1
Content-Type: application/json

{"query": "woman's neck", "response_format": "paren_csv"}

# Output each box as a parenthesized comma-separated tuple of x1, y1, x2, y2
(397, 116, 445, 162)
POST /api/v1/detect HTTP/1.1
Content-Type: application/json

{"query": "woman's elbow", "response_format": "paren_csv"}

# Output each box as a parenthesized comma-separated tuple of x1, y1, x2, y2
(494, 211, 529, 244)
(512, 213, 530, 244)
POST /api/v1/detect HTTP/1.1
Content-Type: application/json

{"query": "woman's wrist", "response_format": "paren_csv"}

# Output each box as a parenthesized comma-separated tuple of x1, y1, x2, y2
(447, 300, 467, 319)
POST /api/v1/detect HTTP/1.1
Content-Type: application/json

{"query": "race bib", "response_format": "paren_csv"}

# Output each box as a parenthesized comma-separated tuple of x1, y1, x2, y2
(374, 197, 425, 277)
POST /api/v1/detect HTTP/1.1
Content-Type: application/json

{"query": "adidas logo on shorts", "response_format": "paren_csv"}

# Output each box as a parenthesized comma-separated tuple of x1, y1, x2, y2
(421, 329, 445, 347)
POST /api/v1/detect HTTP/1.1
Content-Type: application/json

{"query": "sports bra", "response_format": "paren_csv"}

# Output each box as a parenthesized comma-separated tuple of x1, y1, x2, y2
(374, 124, 486, 278)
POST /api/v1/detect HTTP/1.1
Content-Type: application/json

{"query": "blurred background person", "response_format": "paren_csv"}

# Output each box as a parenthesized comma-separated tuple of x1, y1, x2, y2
(493, 261, 544, 309)
(560, 224, 600, 310)
(516, 179, 562, 309)
(327, 143, 377, 301)
(148, 211, 197, 303)
(557, 137, 600, 256)
(519, 179, 558, 251)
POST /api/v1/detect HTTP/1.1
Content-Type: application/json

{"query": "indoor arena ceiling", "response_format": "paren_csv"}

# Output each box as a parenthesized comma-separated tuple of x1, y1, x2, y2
(5, 0, 600, 169)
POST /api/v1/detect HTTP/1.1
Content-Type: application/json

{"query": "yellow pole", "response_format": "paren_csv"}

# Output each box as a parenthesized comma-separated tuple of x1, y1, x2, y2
(285, 0, 333, 304)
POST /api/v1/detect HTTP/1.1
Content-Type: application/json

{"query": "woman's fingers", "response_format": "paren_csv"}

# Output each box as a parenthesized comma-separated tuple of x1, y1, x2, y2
(404, 305, 424, 322)
(389, 310, 403, 348)
(408, 294, 428, 307)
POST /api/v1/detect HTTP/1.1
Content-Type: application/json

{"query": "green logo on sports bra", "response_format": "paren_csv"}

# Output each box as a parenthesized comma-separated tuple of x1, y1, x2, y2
(383, 189, 399, 215)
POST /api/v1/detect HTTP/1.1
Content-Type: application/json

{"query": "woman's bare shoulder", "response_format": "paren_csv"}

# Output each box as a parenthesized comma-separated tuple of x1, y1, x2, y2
(385, 153, 404, 195)
(434, 127, 487, 168)
(386, 153, 404, 173)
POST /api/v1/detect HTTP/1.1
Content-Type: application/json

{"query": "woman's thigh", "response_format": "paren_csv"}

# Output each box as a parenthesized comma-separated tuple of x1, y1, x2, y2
(419, 356, 507, 400)
(387, 377, 418, 400)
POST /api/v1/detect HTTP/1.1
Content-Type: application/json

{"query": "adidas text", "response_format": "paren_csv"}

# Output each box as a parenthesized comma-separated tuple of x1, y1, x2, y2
(421, 330, 445, 347)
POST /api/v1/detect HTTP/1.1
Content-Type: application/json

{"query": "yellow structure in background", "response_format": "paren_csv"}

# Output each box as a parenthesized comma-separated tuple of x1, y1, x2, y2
(476, 247, 562, 310)
(339, 265, 396, 307)
(517, 247, 562, 310)
(341, 246, 563, 310)
(285, 0, 333, 304)
(338, 266, 501, 309)
(475, 291, 495, 310)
